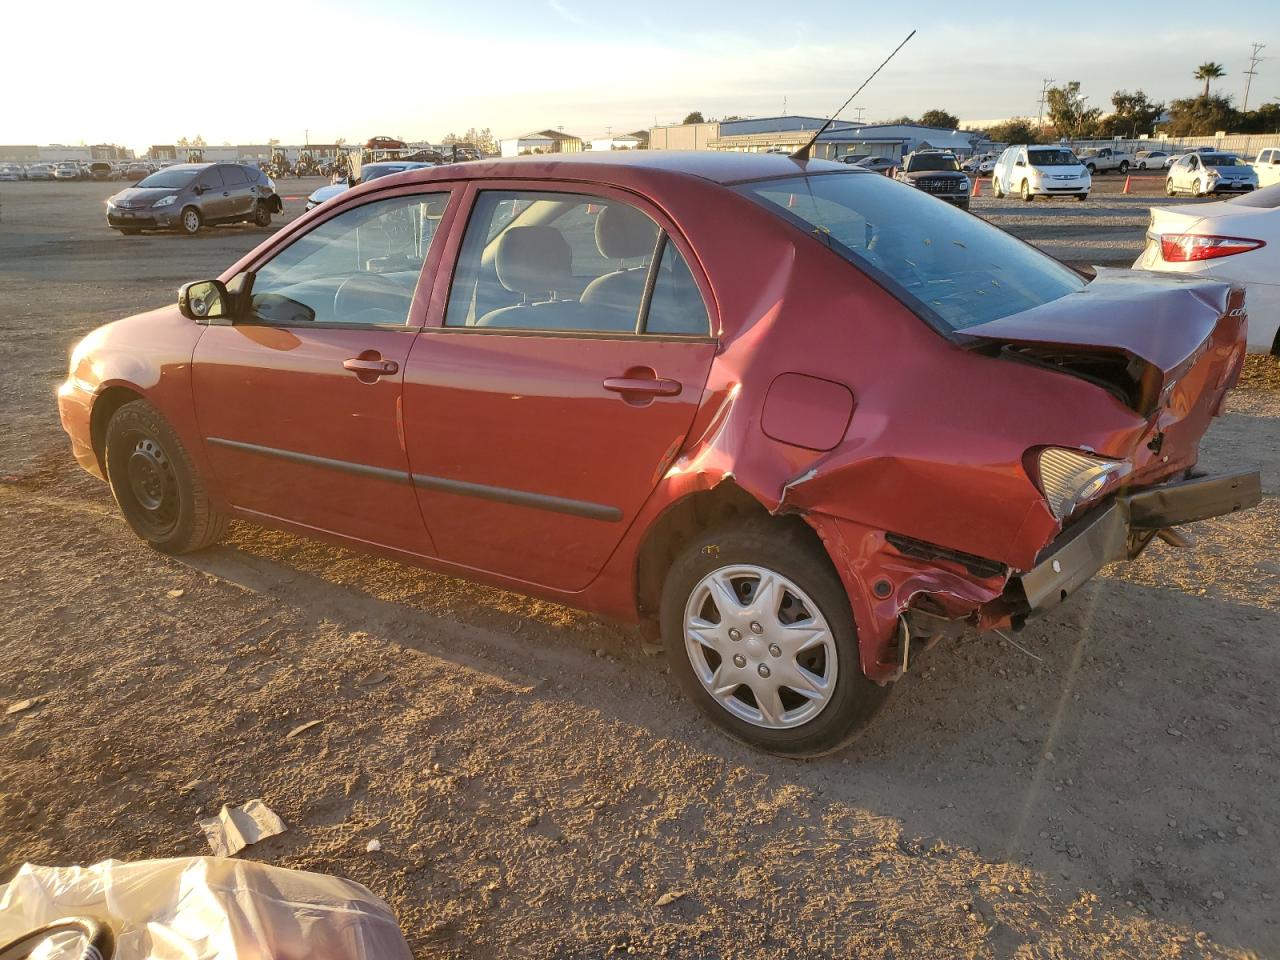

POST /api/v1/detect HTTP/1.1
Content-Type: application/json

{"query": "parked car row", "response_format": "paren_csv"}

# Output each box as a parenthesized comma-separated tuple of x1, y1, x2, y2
(0, 159, 167, 181)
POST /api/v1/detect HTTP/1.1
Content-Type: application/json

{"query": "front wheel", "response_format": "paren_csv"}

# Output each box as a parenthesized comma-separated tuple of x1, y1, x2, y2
(178, 206, 202, 235)
(1075, 193, 1088, 201)
(1194, 178, 1203, 197)
(1021, 179, 1033, 202)
(1086, 163, 1096, 175)
(992, 177, 1004, 199)
(1166, 178, 1177, 196)
(253, 200, 272, 227)
(660, 521, 890, 757)
(104, 399, 227, 554)
(1118, 161, 1130, 174)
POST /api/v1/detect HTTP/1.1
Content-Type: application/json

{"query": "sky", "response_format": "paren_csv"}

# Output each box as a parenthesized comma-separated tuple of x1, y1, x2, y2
(2, 0, 1274, 150)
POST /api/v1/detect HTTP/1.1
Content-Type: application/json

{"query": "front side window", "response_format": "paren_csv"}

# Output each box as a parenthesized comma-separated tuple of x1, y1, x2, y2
(248, 192, 449, 326)
(444, 190, 709, 335)
(739, 173, 1085, 333)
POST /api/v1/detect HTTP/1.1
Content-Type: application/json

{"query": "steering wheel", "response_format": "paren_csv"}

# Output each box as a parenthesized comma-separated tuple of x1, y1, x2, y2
(0, 918, 114, 960)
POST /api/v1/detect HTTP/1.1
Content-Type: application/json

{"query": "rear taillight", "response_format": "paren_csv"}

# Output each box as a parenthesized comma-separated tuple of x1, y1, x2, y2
(1159, 234, 1265, 262)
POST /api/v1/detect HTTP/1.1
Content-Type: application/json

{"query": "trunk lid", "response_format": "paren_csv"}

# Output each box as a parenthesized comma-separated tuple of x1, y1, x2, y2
(959, 269, 1243, 417)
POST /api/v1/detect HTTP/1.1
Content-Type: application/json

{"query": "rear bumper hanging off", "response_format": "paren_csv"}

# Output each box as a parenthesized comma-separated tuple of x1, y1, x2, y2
(1017, 470, 1262, 614)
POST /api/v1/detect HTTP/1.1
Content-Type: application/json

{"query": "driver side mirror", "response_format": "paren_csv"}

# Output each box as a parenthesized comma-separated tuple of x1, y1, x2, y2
(178, 279, 229, 322)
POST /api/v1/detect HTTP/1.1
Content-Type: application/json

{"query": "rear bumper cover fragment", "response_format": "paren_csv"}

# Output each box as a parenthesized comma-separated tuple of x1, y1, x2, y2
(1018, 469, 1261, 614)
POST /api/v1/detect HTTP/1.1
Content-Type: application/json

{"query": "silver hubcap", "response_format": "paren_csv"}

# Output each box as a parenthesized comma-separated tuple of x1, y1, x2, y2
(684, 564, 838, 730)
(185, 211, 198, 231)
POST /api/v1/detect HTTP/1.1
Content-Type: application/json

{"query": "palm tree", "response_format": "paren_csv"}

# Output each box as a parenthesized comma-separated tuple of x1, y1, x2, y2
(1194, 62, 1226, 98)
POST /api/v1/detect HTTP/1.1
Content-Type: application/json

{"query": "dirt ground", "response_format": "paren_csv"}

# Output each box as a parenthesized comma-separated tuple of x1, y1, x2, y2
(1, 179, 1278, 959)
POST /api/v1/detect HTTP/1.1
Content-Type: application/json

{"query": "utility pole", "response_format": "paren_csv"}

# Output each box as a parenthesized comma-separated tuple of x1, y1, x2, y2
(1242, 42, 1267, 113)
(852, 106, 866, 123)
(1036, 78, 1054, 130)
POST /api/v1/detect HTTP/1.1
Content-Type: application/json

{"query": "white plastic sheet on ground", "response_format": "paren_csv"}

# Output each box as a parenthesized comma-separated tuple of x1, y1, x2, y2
(0, 857, 413, 960)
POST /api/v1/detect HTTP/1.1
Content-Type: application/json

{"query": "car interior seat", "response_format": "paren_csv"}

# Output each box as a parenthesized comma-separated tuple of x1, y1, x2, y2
(579, 205, 658, 323)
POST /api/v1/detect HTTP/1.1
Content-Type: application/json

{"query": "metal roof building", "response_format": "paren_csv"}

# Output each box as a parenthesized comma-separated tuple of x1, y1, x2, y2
(812, 124, 982, 161)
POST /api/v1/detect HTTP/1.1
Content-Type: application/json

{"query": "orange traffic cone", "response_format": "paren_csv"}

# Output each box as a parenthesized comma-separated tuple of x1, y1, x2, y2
(1122, 175, 1132, 195)
(972, 177, 981, 197)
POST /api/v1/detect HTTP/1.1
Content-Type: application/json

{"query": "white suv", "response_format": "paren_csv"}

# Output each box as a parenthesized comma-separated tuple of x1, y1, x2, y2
(992, 145, 1091, 201)
(1253, 148, 1280, 189)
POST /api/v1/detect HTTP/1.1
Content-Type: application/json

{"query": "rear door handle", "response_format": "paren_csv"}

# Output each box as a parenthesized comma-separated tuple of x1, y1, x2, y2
(603, 376, 681, 397)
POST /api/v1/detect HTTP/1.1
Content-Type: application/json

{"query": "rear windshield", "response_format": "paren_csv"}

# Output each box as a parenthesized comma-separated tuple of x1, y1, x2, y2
(738, 173, 1085, 332)
(137, 169, 196, 188)
(1029, 149, 1078, 166)
(1203, 155, 1243, 167)
(906, 154, 959, 172)
(1227, 183, 1280, 208)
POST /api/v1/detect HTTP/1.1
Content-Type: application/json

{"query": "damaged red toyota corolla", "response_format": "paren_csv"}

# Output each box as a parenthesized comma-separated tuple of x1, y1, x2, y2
(58, 152, 1261, 756)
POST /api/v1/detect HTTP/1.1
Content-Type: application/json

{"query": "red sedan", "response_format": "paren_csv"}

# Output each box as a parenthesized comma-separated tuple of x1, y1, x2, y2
(59, 152, 1260, 756)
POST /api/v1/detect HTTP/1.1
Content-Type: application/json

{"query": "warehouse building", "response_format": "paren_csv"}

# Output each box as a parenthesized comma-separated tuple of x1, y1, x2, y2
(649, 118, 981, 160)
(499, 130, 584, 158)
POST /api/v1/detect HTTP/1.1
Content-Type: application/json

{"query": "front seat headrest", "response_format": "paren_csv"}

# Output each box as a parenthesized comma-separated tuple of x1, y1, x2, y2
(594, 204, 656, 260)
(495, 225, 572, 296)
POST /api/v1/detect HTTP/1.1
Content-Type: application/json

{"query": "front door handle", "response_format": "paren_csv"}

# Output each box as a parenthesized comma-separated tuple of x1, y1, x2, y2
(603, 376, 681, 397)
(344, 356, 399, 383)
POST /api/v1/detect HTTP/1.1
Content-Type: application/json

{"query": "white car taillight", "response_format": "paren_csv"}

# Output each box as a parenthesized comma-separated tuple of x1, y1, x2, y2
(1159, 234, 1266, 262)
(1036, 448, 1130, 520)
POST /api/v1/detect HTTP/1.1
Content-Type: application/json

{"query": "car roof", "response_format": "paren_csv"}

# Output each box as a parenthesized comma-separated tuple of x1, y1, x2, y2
(364, 151, 851, 188)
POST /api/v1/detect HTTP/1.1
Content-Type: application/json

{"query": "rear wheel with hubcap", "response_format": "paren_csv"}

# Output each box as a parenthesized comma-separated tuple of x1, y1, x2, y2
(992, 177, 1003, 198)
(104, 399, 227, 554)
(660, 521, 890, 757)
(1193, 178, 1203, 197)
(179, 206, 202, 235)
(1021, 180, 1033, 202)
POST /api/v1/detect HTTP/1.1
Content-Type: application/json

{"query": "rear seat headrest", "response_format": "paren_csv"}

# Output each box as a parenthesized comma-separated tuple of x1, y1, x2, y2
(594, 204, 657, 260)
(495, 225, 572, 296)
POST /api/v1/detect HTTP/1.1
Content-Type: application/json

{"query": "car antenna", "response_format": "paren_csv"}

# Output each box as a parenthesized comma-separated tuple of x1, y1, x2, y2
(791, 29, 917, 162)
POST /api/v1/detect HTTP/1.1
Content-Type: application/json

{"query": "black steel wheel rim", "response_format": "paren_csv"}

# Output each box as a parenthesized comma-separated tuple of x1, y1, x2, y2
(123, 431, 179, 536)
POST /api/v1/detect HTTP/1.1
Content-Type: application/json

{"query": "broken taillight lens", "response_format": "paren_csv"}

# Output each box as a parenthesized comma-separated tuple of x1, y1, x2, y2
(1036, 448, 1131, 521)
(1159, 234, 1265, 262)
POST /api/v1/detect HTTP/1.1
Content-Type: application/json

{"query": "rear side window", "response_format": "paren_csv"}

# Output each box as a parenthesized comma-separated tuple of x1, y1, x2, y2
(221, 164, 249, 185)
(739, 173, 1085, 333)
(198, 167, 225, 188)
(444, 190, 709, 335)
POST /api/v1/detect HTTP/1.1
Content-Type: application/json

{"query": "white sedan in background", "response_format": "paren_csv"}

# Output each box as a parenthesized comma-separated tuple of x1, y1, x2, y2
(1134, 184, 1280, 354)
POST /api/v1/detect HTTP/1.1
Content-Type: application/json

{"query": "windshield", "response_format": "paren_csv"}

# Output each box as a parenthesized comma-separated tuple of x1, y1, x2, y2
(362, 164, 409, 182)
(907, 154, 959, 172)
(1204, 155, 1242, 167)
(1028, 149, 1079, 166)
(738, 173, 1085, 333)
(137, 169, 196, 189)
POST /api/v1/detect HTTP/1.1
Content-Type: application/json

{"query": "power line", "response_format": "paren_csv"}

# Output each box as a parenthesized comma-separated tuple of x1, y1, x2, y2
(1243, 42, 1268, 113)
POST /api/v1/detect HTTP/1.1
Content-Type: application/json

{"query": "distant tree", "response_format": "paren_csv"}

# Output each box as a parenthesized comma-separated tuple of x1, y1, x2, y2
(1096, 90, 1164, 138)
(720, 115, 746, 121)
(1194, 62, 1226, 98)
(1236, 101, 1280, 133)
(192, 134, 206, 147)
(267, 138, 280, 148)
(984, 118, 1043, 145)
(886, 115, 914, 125)
(1163, 94, 1234, 136)
(441, 132, 460, 145)
(177, 137, 190, 147)
(682, 111, 705, 124)
(334, 137, 346, 147)
(918, 109, 959, 129)
(1046, 82, 1101, 138)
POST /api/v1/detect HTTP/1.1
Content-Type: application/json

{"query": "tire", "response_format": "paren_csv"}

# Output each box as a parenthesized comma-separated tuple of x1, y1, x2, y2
(1086, 163, 1096, 175)
(104, 399, 227, 554)
(992, 177, 1004, 199)
(660, 520, 891, 757)
(1193, 178, 1203, 197)
(178, 206, 202, 235)
(1075, 193, 1088, 201)
(119, 228, 141, 235)
(253, 200, 272, 227)
(1021, 179, 1033, 202)
(1166, 178, 1177, 197)
(1118, 161, 1130, 174)
(1137, 162, 1146, 170)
